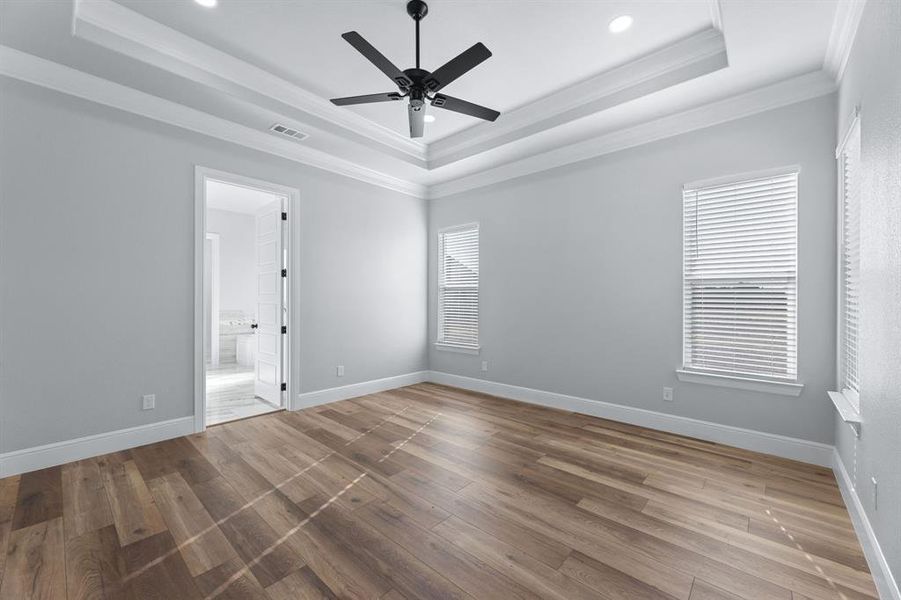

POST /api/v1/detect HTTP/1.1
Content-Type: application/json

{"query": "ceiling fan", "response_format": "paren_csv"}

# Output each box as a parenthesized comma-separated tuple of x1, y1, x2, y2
(330, 0, 500, 138)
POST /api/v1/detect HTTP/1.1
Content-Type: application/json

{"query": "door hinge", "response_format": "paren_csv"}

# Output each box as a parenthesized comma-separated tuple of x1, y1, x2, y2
(281, 326, 287, 334)
(281, 211, 287, 221)
(281, 268, 287, 278)
(280, 382, 287, 391)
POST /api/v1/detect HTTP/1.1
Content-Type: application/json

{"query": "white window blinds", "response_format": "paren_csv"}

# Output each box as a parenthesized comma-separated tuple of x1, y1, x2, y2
(682, 171, 799, 381)
(438, 224, 479, 349)
(839, 119, 861, 408)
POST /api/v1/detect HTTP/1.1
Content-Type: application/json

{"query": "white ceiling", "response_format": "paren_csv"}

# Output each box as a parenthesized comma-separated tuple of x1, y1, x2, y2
(207, 179, 282, 214)
(0, 0, 849, 197)
(115, 0, 716, 142)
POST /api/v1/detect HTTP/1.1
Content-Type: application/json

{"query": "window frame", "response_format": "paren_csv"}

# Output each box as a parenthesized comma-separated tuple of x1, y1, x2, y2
(677, 166, 804, 397)
(435, 222, 480, 354)
(834, 112, 862, 414)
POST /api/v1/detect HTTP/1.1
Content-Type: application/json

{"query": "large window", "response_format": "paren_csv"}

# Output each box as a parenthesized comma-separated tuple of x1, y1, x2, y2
(838, 117, 861, 410)
(437, 224, 479, 351)
(682, 170, 799, 382)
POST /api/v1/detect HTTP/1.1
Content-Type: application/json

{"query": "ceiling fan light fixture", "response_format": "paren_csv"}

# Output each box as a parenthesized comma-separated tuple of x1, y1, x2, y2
(194, 0, 217, 7)
(609, 15, 633, 33)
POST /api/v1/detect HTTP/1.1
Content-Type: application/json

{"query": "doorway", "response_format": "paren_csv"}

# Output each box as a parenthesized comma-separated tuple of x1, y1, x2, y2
(194, 167, 298, 430)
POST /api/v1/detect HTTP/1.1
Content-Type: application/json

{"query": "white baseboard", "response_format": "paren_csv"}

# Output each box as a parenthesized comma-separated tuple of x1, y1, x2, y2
(426, 371, 834, 467)
(833, 449, 901, 600)
(295, 371, 430, 409)
(0, 416, 195, 478)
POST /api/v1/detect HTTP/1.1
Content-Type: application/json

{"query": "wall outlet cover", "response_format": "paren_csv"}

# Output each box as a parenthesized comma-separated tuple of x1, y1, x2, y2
(481, 361, 488, 372)
(337, 365, 345, 377)
(142, 394, 156, 410)
(663, 387, 674, 402)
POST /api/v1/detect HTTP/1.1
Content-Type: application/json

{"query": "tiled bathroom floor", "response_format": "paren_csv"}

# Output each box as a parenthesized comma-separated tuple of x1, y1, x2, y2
(205, 363, 281, 425)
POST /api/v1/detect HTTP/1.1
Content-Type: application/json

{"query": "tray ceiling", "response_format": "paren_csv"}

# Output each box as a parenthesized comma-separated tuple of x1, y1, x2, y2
(0, 0, 849, 198)
(114, 0, 715, 142)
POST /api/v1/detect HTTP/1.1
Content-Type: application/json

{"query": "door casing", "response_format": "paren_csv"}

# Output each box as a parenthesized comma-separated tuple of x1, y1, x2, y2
(194, 166, 300, 433)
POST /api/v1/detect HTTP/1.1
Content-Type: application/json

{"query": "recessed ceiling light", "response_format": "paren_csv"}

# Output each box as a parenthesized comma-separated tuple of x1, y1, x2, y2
(608, 15, 633, 33)
(424, 114, 436, 123)
(195, 0, 217, 7)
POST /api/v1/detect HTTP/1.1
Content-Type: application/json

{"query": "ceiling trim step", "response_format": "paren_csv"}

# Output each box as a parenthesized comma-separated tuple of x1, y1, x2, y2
(426, 27, 729, 169)
(0, 45, 428, 199)
(72, 0, 429, 165)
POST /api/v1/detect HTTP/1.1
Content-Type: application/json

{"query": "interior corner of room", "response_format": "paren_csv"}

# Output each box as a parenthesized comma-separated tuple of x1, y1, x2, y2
(0, 0, 898, 598)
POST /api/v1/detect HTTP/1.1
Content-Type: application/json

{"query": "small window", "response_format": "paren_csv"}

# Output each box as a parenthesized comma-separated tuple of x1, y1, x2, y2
(682, 170, 799, 381)
(838, 117, 861, 410)
(437, 224, 479, 351)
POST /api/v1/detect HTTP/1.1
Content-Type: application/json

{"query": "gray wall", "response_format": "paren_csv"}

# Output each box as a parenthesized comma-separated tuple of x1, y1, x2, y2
(207, 208, 256, 318)
(0, 79, 428, 452)
(834, 0, 901, 589)
(430, 94, 837, 444)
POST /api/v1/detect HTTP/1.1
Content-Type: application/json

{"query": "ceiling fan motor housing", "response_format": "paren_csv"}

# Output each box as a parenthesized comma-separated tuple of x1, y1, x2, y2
(403, 68, 431, 95)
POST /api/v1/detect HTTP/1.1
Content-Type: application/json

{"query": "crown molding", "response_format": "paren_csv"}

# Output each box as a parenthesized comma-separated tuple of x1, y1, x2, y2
(823, 0, 867, 82)
(71, 0, 427, 165)
(707, 0, 725, 32)
(1, 45, 836, 205)
(429, 70, 836, 199)
(0, 46, 427, 199)
(427, 27, 728, 169)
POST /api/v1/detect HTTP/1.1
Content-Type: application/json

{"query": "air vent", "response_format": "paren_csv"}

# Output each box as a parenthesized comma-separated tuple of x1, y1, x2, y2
(270, 123, 308, 141)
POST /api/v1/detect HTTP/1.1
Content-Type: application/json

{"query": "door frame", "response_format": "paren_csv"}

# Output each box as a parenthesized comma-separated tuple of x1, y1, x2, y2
(205, 232, 221, 367)
(194, 166, 300, 433)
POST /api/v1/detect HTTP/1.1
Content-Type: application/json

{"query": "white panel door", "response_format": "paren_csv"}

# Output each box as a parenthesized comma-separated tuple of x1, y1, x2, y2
(254, 200, 283, 404)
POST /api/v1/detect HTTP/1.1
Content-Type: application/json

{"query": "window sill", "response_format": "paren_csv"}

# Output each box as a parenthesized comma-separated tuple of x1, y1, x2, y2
(827, 390, 861, 437)
(434, 343, 480, 355)
(675, 369, 804, 397)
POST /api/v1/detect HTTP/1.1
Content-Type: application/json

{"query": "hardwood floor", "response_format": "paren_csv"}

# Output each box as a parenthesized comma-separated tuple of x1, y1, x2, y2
(0, 383, 876, 599)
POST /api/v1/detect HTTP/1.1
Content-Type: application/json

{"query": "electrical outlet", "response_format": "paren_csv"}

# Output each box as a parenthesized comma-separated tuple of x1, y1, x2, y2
(663, 387, 674, 402)
(142, 394, 155, 410)
(336, 365, 345, 377)
(872, 477, 878, 509)
(481, 361, 488, 372)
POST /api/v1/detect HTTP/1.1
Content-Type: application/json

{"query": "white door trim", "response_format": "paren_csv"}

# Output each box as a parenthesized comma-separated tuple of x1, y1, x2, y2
(194, 166, 300, 433)
(205, 232, 221, 367)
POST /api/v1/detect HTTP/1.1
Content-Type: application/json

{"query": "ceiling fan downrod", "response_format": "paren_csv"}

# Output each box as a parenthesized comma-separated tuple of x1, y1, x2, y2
(407, 0, 428, 69)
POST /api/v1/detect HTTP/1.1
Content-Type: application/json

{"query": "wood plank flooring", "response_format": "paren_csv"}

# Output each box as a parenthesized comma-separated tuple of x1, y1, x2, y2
(0, 383, 876, 599)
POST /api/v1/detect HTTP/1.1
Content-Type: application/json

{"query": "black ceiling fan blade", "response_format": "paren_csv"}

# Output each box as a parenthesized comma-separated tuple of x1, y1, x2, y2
(341, 31, 413, 89)
(330, 92, 404, 106)
(423, 42, 492, 92)
(408, 104, 425, 138)
(431, 94, 500, 122)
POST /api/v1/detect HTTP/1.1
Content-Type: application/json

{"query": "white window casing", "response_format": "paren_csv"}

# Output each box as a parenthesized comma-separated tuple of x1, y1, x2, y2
(437, 224, 479, 351)
(836, 114, 862, 413)
(681, 169, 800, 388)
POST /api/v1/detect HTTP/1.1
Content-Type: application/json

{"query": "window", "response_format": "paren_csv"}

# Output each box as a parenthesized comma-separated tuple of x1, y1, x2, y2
(437, 224, 479, 351)
(681, 170, 799, 383)
(838, 117, 861, 410)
